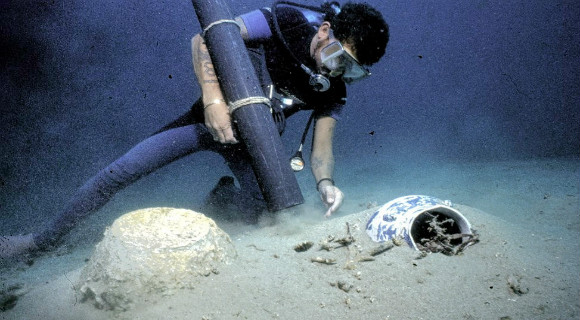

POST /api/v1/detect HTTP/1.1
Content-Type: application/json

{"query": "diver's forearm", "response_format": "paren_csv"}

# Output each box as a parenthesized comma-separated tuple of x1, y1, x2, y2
(311, 153, 335, 188)
(310, 116, 337, 189)
(191, 35, 225, 105)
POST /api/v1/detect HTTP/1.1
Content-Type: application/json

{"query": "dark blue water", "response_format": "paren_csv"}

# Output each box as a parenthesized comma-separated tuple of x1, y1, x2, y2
(1, 0, 579, 236)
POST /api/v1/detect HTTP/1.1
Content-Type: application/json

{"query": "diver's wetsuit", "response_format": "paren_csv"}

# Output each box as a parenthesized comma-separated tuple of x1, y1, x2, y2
(34, 5, 347, 249)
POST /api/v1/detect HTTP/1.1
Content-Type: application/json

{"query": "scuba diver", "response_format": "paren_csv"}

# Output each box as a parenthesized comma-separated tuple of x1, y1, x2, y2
(0, 1, 389, 259)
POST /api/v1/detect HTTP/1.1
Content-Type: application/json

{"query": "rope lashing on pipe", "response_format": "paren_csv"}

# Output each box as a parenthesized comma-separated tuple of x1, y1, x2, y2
(201, 19, 240, 38)
(229, 96, 272, 113)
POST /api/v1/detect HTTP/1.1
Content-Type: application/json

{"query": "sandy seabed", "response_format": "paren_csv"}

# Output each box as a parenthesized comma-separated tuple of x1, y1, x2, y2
(1, 157, 579, 320)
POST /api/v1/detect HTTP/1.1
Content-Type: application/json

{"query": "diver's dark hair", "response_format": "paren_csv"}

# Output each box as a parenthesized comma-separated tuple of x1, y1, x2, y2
(329, 2, 389, 66)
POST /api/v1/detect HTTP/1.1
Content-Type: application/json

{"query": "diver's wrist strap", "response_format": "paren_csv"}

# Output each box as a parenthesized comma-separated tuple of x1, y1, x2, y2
(204, 99, 226, 109)
(316, 178, 334, 192)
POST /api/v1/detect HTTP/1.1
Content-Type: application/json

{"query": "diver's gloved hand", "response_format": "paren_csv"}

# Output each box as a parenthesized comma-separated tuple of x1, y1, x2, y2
(319, 184, 344, 217)
(204, 102, 238, 144)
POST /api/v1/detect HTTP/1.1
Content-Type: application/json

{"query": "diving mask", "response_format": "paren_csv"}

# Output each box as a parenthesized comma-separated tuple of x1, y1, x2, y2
(320, 41, 370, 83)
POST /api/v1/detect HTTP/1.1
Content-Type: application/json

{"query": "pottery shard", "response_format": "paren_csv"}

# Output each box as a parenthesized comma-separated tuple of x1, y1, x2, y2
(77, 207, 236, 311)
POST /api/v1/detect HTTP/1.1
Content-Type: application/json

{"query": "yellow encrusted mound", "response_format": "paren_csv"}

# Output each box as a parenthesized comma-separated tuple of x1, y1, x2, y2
(77, 207, 236, 311)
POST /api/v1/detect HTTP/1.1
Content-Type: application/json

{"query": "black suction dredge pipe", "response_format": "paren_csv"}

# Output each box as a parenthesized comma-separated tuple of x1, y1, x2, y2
(191, 0, 304, 211)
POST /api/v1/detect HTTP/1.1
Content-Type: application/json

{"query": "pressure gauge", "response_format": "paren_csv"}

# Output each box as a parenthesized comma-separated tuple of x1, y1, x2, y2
(290, 155, 305, 172)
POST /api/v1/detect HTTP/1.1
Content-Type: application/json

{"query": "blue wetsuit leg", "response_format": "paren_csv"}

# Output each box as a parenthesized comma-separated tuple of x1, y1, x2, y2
(34, 123, 215, 248)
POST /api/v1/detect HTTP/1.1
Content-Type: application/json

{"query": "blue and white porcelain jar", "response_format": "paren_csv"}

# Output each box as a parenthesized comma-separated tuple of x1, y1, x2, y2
(365, 195, 473, 250)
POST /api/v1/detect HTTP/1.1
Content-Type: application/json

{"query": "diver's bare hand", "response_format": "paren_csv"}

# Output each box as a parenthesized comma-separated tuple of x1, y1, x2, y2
(319, 185, 344, 217)
(204, 102, 238, 144)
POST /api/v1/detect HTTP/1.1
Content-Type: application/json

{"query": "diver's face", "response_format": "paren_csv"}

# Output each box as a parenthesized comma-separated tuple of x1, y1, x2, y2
(313, 36, 358, 75)
(310, 23, 362, 81)
(310, 23, 335, 74)
(318, 40, 359, 78)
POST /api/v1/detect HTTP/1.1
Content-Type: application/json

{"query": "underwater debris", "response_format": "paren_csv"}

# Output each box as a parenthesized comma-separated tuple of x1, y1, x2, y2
(416, 213, 479, 255)
(356, 256, 375, 262)
(334, 222, 355, 247)
(368, 243, 394, 256)
(507, 274, 529, 295)
(331, 280, 353, 293)
(293, 241, 314, 252)
(319, 242, 334, 251)
(318, 223, 356, 252)
(311, 257, 337, 265)
(392, 237, 405, 246)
